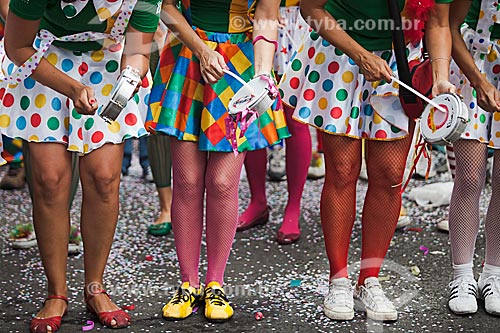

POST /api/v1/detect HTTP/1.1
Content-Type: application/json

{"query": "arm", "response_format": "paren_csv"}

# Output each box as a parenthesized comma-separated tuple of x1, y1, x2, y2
(425, 3, 456, 95)
(449, 0, 500, 112)
(4, 11, 97, 114)
(160, 0, 228, 84)
(0, 0, 8, 21)
(300, 0, 392, 82)
(121, 25, 155, 78)
(252, 0, 280, 76)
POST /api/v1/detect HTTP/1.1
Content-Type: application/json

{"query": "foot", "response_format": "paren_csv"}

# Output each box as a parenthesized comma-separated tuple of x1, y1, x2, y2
(10, 223, 37, 249)
(142, 167, 154, 183)
(437, 219, 449, 232)
(148, 210, 172, 236)
(307, 151, 325, 179)
(31, 296, 68, 333)
(323, 277, 354, 321)
(276, 206, 300, 245)
(162, 282, 203, 320)
(267, 148, 286, 181)
(204, 282, 233, 322)
(0, 164, 26, 190)
(395, 207, 410, 229)
(478, 275, 500, 316)
(354, 277, 397, 321)
(448, 277, 478, 315)
(85, 289, 126, 328)
(237, 204, 269, 232)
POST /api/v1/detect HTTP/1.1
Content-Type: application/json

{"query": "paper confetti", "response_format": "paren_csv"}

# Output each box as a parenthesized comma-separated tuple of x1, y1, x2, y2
(82, 320, 94, 331)
(290, 279, 302, 287)
(121, 304, 135, 311)
(419, 245, 429, 256)
(255, 311, 264, 321)
(408, 227, 423, 232)
(411, 265, 421, 276)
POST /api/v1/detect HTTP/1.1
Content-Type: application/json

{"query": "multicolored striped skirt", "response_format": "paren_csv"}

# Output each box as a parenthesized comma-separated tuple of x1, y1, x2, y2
(146, 28, 290, 152)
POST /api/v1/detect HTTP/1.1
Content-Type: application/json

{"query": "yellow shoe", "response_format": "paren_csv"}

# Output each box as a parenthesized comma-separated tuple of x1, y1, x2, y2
(204, 282, 233, 322)
(162, 282, 203, 320)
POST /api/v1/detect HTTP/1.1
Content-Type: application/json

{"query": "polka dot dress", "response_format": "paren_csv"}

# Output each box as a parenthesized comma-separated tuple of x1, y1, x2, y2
(274, 6, 311, 75)
(449, 27, 500, 148)
(0, 43, 151, 155)
(280, 31, 422, 140)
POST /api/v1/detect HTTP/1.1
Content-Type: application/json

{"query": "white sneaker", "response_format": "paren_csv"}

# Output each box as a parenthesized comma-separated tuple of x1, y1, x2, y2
(437, 219, 449, 232)
(354, 277, 397, 321)
(307, 151, 325, 179)
(479, 275, 500, 316)
(395, 207, 410, 229)
(323, 278, 354, 320)
(448, 277, 478, 314)
(267, 147, 286, 181)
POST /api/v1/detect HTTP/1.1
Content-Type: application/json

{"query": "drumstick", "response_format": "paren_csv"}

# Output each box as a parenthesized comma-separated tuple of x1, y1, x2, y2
(223, 69, 255, 93)
(391, 76, 447, 113)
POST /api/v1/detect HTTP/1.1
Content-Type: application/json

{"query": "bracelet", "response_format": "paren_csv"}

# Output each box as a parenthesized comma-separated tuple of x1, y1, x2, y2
(252, 35, 278, 51)
(430, 57, 451, 63)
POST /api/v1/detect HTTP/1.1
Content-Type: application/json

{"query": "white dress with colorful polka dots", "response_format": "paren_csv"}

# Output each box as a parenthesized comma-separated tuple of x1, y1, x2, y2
(450, 26, 500, 148)
(279, 30, 422, 141)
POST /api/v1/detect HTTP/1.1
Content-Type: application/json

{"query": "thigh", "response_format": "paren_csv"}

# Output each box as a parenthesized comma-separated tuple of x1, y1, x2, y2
(365, 137, 411, 183)
(321, 132, 362, 176)
(27, 142, 73, 180)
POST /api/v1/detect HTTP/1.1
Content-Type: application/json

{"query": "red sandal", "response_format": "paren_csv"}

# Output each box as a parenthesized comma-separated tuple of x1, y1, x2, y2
(30, 295, 68, 333)
(84, 289, 131, 329)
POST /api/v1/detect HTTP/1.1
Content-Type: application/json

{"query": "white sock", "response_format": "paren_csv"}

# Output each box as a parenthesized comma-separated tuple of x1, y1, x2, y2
(480, 264, 500, 282)
(453, 262, 474, 280)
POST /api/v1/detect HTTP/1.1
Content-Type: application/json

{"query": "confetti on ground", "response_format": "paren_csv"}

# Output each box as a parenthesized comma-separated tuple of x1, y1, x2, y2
(290, 279, 302, 287)
(419, 246, 429, 256)
(1, 141, 497, 332)
(82, 320, 94, 331)
(411, 265, 421, 276)
(121, 304, 135, 311)
(255, 311, 264, 321)
(407, 227, 423, 232)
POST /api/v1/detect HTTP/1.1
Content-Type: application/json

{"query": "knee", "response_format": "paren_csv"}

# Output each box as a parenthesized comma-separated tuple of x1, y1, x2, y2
(325, 160, 360, 189)
(33, 171, 68, 204)
(367, 163, 405, 189)
(87, 171, 120, 201)
(175, 173, 203, 198)
(456, 171, 484, 195)
(205, 174, 237, 198)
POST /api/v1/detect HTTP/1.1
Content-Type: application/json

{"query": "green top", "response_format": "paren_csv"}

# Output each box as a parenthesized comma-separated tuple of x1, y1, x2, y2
(465, 0, 500, 40)
(324, 0, 453, 51)
(9, 0, 161, 51)
(187, 0, 253, 33)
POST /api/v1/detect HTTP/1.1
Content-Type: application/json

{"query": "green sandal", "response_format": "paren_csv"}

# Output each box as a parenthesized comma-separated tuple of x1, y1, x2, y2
(148, 222, 172, 236)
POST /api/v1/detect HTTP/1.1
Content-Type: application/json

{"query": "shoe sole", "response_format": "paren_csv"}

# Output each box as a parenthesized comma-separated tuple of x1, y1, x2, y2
(354, 299, 398, 321)
(323, 307, 354, 321)
(11, 239, 37, 249)
(205, 316, 233, 323)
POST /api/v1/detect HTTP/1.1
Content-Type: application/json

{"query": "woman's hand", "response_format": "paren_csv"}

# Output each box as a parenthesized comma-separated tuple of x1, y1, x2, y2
(70, 84, 98, 115)
(356, 52, 393, 82)
(198, 47, 228, 84)
(474, 79, 500, 113)
(432, 79, 456, 97)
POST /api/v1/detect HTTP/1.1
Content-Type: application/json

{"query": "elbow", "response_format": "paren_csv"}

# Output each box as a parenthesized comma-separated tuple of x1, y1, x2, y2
(4, 38, 24, 66)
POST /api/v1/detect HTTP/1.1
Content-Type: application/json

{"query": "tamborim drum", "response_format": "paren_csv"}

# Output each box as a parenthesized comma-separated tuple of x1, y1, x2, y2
(228, 75, 276, 118)
(99, 66, 141, 124)
(420, 93, 469, 146)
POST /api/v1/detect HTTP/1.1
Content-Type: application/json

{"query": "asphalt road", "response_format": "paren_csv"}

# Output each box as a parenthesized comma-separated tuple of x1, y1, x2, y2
(0, 155, 498, 333)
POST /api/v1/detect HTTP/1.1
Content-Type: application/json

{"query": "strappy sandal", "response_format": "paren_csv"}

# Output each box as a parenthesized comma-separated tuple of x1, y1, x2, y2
(84, 289, 131, 329)
(30, 295, 68, 333)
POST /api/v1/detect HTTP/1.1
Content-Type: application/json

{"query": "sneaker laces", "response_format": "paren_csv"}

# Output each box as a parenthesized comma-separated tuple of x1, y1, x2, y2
(327, 280, 352, 306)
(449, 278, 477, 298)
(169, 288, 191, 305)
(206, 287, 229, 307)
(364, 281, 394, 309)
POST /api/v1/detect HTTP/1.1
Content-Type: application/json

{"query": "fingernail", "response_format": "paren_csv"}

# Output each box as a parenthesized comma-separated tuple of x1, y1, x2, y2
(89, 98, 96, 104)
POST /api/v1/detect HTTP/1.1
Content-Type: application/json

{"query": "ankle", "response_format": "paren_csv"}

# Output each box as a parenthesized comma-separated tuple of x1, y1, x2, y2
(47, 286, 68, 298)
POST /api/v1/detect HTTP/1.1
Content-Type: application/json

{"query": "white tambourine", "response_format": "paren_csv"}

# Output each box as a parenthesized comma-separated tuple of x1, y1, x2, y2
(228, 76, 276, 118)
(99, 66, 141, 124)
(420, 93, 469, 146)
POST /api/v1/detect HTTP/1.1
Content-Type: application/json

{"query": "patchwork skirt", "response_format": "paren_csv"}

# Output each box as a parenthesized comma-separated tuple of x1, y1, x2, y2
(0, 42, 151, 162)
(449, 27, 500, 148)
(280, 30, 422, 141)
(146, 27, 290, 152)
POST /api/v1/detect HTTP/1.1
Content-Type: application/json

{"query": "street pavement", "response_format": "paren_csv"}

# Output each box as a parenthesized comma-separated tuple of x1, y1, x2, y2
(0, 156, 498, 333)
